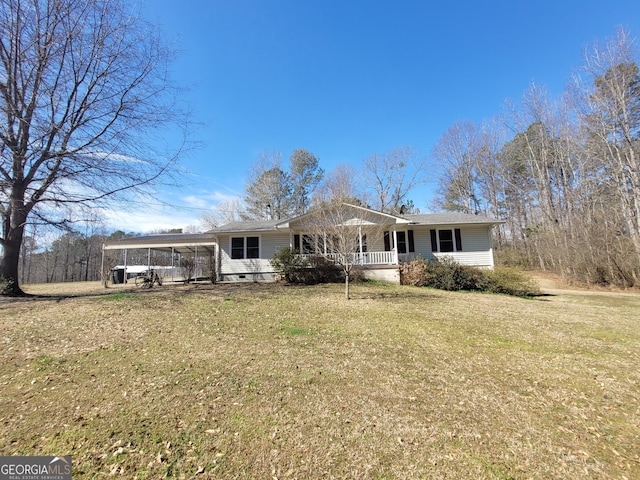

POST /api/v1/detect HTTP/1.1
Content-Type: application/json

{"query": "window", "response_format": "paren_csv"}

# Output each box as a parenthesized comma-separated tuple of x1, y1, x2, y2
(302, 234, 315, 254)
(361, 234, 368, 253)
(231, 237, 245, 259)
(396, 231, 407, 254)
(384, 230, 415, 253)
(430, 229, 462, 252)
(438, 229, 454, 252)
(231, 236, 260, 259)
(295, 234, 319, 254)
(246, 237, 260, 258)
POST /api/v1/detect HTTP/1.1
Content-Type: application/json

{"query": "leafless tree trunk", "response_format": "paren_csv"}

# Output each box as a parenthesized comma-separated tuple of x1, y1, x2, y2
(301, 201, 387, 300)
(362, 146, 429, 214)
(0, 0, 185, 295)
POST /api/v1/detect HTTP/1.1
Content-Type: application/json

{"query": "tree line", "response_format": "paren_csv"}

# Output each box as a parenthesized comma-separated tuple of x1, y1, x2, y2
(432, 28, 640, 287)
(203, 146, 429, 228)
(18, 226, 192, 285)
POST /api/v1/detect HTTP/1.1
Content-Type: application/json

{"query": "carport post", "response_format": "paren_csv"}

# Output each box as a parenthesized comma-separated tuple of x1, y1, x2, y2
(147, 248, 151, 272)
(195, 245, 199, 281)
(171, 247, 175, 282)
(123, 249, 128, 284)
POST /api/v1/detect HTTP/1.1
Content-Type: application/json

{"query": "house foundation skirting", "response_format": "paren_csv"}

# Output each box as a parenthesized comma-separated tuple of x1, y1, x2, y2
(355, 265, 401, 284)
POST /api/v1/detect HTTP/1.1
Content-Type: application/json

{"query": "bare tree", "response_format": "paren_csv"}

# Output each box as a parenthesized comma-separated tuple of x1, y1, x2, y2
(579, 27, 640, 258)
(427, 27, 640, 286)
(303, 201, 387, 300)
(201, 198, 244, 229)
(0, 0, 184, 295)
(180, 256, 196, 284)
(432, 121, 485, 215)
(313, 163, 369, 206)
(362, 146, 428, 214)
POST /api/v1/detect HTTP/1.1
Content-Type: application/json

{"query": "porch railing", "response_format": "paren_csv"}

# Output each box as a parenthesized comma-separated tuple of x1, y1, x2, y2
(298, 251, 412, 266)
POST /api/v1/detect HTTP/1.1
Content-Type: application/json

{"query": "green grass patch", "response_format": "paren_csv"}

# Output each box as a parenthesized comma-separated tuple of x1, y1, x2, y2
(282, 326, 314, 336)
(95, 292, 141, 301)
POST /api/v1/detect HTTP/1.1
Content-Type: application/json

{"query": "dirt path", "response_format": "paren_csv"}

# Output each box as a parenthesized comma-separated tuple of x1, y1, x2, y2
(528, 271, 639, 298)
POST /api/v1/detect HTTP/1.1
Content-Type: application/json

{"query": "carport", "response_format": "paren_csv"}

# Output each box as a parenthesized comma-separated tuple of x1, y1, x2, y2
(102, 233, 218, 283)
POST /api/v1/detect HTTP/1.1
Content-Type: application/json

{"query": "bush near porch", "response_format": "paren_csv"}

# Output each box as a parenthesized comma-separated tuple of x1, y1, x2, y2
(270, 247, 345, 284)
(400, 257, 541, 297)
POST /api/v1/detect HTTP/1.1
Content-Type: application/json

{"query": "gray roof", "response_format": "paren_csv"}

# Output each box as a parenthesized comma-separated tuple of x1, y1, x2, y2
(208, 212, 502, 234)
(108, 233, 214, 244)
(404, 213, 503, 225)
(102, 232, 216, 254)
(206, 219, 281, 233)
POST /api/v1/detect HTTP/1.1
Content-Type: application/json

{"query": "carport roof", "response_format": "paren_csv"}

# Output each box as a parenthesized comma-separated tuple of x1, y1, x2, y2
(103, 233, 216, 255)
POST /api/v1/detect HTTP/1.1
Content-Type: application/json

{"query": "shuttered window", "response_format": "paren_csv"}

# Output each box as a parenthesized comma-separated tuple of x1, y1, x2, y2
(431, 228, 462, 252)
(439, 229, 454, 252)
(396, 231, 407, 254)
(384, 230, 414, 253)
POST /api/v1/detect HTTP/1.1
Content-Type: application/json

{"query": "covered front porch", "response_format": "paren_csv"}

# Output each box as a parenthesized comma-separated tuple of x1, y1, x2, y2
(296, 251, 418, 266)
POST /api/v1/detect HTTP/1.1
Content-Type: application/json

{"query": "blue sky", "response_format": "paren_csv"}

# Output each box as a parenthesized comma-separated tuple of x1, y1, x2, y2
(109, 0, 640, 231)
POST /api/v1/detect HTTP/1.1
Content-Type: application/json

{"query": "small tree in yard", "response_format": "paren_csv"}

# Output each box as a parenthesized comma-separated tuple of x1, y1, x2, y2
(0, 0, 185, 295)
(180, 256, 196, 284)
(303, 201, 386, 300)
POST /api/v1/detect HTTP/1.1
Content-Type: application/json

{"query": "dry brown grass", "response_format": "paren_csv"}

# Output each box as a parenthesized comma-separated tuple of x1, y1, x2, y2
(1, 280, 639, 479)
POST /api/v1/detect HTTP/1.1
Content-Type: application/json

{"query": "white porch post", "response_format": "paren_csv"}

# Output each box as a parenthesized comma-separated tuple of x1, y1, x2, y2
(392, 224, 399, 265)
(358, 226, 363, 265)
(289, 229, 293, 249)
(147, 248, 151, 271)
(195, 246, 199, 281)
(216, 240, 221, 281)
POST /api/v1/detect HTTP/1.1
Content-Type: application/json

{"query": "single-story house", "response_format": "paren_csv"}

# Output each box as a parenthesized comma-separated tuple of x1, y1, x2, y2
(102, 203, 503, 284)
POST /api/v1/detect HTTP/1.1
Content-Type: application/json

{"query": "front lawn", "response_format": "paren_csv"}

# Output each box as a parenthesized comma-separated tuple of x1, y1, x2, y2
(1, 281, 638, 478)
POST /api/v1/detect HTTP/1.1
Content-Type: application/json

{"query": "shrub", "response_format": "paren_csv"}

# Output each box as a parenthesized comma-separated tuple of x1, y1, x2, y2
(399, 258, 430, 287)
(400, 258, 540, 297)
(401, 257, 487, 291)
(306, 255, 343, 284)
(270, 249, 343, 285)
(270, 247, 309, 283)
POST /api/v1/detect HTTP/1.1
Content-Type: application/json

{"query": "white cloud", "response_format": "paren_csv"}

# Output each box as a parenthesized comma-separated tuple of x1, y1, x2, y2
(101, 206, 202, 233)
(98, 189, 244, 233)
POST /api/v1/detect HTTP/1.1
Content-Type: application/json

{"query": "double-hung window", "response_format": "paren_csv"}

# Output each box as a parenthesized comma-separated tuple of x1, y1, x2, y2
(231, 236, 260, 259)
(430, 229, 462, 252)
(383, 230, 415, 253)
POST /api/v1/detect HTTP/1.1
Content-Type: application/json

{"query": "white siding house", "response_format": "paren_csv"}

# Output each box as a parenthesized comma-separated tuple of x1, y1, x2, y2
(103, 204, 502, 284)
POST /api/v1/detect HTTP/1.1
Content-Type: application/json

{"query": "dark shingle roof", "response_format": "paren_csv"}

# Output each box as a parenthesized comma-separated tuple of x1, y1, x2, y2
(403, 213, 503, 225)
(207, 219, 280, 233)
(108, 232, 214, 245)
(208, 212, 502, 234)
